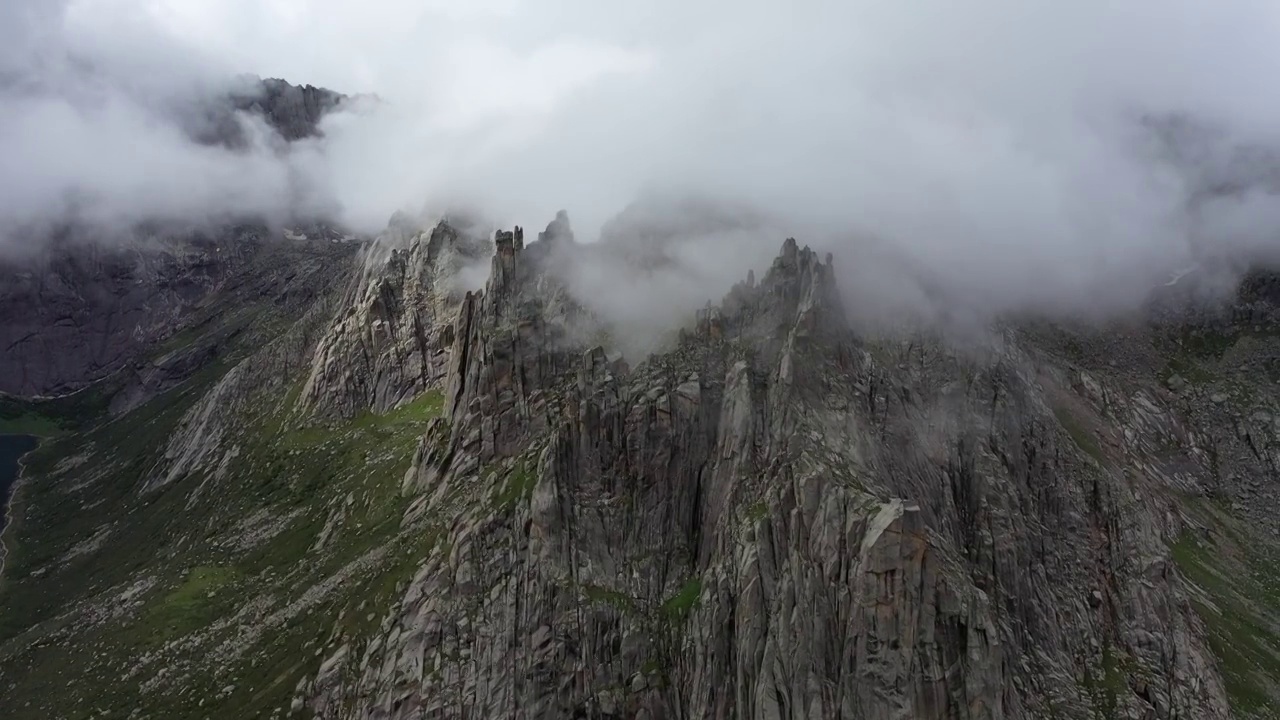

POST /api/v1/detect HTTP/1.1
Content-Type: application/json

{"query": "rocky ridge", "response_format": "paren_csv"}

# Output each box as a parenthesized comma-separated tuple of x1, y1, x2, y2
(0, 212, 1278, 719)
(296, 227, 1241, 719)
(184, 76, 346, 148)
(301, 216, 492, 420)
(230, 77, 346, 142)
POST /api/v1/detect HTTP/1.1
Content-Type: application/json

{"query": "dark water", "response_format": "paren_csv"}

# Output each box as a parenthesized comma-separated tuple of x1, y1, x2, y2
(0, 435, 38, 535)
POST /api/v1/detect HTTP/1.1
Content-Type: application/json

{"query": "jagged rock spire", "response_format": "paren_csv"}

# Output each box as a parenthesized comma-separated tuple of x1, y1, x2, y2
(699, 236, 847, 346)
(300, 219, 491, 418)
(443, 225, 584, 467)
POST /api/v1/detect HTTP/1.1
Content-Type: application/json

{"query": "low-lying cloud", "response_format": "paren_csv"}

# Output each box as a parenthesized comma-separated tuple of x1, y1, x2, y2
(1, 7, 330, 244)
(6, 0, 1280, 323)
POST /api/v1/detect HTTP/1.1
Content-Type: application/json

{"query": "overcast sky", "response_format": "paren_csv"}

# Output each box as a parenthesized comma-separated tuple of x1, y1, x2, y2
(6, 0, 1280, 319)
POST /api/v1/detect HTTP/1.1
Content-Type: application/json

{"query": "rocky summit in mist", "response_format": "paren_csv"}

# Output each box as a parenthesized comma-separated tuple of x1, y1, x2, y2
(4, 81, 1280, 720)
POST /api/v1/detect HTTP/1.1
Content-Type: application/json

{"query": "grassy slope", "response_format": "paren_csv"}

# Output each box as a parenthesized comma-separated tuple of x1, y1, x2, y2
(1021, 318, 1280, 718)
(1173, 500, 1280, 720)
(0, 387, 115, 438)
(0, 357, 446, 719)
(1152, 323, 1280, 718)
(0, 239, 450, 719)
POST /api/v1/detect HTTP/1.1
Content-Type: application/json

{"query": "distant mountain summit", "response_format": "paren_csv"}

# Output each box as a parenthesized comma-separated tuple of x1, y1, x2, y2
(180, 75, 347, 149)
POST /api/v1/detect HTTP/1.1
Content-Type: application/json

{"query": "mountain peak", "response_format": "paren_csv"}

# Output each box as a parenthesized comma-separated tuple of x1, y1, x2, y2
(3, 206, 1280, 719)
(184, 76, 346, 149)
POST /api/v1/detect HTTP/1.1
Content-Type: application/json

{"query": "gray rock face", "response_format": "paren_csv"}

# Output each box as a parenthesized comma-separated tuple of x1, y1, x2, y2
(302, 220, 492, 419)
(299, 234, 1230, 719)
(184, 76, 346, 148)
(113, 233, 358, 419)
(233, 77, 345, 142)
(538, 210, 575, 245)
(0, 229, 256, 397)
(0, 225, 357, 403)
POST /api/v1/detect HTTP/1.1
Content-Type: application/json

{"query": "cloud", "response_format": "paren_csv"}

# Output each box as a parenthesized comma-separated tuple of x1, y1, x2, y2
(0, 0, 321, 245)
(5, 0, 1280, 324)
(0, 0, 656, 249)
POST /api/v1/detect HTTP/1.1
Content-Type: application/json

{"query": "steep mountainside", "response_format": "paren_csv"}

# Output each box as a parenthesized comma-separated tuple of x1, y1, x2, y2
(1, 213, 1279, 719)
(0, 76, 348, 399)
(0, 225, 356, 403)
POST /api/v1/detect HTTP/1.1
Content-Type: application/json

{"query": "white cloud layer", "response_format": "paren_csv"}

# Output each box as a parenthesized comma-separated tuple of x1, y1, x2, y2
(5, 0, 1280, 321)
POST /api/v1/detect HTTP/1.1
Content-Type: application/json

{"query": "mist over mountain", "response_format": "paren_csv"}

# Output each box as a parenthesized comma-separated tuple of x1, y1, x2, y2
(7, 4, 1280, 719)
(3, 0, 1280, 328)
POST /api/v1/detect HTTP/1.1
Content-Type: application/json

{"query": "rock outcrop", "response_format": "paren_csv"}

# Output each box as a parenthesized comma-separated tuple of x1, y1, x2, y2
(298, 234, 1231, 719)
(232, 77, 346, 142)
(301, 219, 493, 419)
(184, 76, 346, 148)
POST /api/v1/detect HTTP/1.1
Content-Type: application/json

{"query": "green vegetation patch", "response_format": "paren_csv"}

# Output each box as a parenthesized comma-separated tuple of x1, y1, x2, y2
(0, 412, 62, 437)
(1172, 517, 1280, 718)
(0, 364, 449, 719)
(1178, 328, 1238, 361)
(1051, 403, 1106, 465)
(232, 389, 446, 567)
(1158, 354, 1216, 387)
(0, 361, 230, 639)
(493, 460, 538, 510)
(1081, 642, 1133, 720)
(219, 531, 440, 720)
(0, 381, 122, 437)
(581, 584, 638, 614)
(660, 579, 702, 621)
(138, 565, 245, 644)
(1158, 323, 1280, 387)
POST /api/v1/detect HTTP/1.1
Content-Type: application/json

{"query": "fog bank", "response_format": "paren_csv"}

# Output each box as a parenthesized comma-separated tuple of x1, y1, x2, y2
(6, 0, 1280, 321)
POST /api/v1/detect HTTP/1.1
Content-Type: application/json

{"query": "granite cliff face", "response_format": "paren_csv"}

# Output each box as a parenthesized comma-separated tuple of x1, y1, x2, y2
(0, 229, 250, 397)
(300, 230, 1236, 719)
(301, 217, 491, 420)
(1, 212, 1279, 719)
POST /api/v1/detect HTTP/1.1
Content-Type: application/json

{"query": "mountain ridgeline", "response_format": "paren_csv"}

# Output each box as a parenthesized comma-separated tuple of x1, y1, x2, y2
(189, 76, 346, 148)
(1, 202, 1279, 719)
